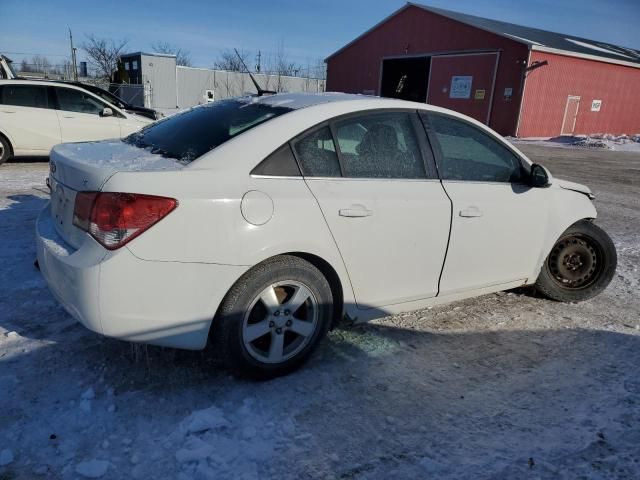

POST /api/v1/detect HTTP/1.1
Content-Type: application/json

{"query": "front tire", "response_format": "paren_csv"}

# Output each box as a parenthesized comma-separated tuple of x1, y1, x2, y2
(213, 255, 333, 378)
(0, 135, 11, 165)
(535, 220, 616, 302)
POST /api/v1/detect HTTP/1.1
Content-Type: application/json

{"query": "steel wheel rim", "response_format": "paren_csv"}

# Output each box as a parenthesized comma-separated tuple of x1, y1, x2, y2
(0, 143, 4, 159)
(548, 234, 602, 290)
(242, 280, 319, 364)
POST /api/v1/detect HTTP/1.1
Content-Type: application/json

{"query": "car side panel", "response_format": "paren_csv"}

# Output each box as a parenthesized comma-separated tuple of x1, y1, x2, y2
(102, 169, 358, 307)
(438, 181, 550, 295)
(528, 187, 597, 283)
(0, 105, 61, 153)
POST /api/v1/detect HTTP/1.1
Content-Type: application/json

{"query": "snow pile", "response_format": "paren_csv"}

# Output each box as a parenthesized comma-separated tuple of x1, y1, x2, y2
(75, 459, 110, 478)
(511, 134, 640, 152)
(167, 398, 298, 479)
(0, 449, 14, 466)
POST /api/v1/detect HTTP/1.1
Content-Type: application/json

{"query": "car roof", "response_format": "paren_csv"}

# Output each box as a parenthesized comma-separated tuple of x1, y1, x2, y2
(0, 78, 91, 89)
(243, 92, 398, 110)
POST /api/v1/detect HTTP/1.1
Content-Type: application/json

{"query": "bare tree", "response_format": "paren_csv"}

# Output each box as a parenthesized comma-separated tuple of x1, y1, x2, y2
(82, 35, 128, 81)
(214, 48, 250, 72)
(151, 42, 192, 67)
(29, 55, 51, 73)
(265, 42, 301, 92)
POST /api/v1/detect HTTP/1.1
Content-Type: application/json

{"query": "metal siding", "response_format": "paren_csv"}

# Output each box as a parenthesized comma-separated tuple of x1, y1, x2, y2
(141, 54, 177, 109)
(325, 5, 528, 135)
(519, 51, 640, 137)
(427, 53, 498, 124)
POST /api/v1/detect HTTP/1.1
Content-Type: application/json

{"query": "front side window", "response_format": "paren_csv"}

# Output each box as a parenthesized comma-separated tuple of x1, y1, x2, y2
(124, 98, 292, 163)
(424, 113, 525, 183)
(55, 88, 106, 115)
(293, 126, 341, 177)
(0, 85, 48, 108)
(335, 112, 426, 179)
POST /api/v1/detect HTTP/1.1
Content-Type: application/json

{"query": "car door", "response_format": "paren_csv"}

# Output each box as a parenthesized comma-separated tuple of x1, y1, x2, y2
(295, 111, 451, 309)
(53, 86, 121, 143)
(421, 111, 549, 295)
(0, 84, 61, 153)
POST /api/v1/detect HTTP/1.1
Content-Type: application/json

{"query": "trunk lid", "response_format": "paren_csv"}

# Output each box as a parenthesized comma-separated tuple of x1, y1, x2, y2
(49, 140, 184, 249)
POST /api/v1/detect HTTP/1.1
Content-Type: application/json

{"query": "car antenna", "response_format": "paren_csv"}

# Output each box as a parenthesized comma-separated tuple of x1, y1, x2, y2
(234, 48, 275, 97)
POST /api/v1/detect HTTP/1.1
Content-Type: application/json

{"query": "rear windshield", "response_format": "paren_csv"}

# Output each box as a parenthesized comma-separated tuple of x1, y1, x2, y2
(123, 98, 292, 163)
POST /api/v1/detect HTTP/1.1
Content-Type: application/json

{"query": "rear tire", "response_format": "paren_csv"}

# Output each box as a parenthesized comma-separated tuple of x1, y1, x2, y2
(535, 220, 616, 302)
(212, 255, 333, 378)
(0, 135, 11, 165)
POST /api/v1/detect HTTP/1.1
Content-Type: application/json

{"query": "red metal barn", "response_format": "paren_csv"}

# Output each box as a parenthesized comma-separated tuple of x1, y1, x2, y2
(325, 3, 640, 137)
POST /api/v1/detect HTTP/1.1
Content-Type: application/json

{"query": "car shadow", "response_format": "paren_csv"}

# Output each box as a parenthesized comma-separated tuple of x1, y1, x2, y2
(6, 155, 49, 164)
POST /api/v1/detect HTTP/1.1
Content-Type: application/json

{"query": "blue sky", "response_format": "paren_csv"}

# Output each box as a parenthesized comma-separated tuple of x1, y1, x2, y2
(2, 0, 639, 69)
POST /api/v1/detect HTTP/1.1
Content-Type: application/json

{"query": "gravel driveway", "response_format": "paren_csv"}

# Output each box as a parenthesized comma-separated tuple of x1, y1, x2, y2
(0, 145, 638, 479)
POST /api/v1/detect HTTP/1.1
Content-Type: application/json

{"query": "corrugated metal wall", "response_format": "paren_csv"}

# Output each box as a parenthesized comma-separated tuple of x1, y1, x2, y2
(141, 54, 178, 109)
(518, 51, 640, 137)
(176, 66, 326, 108)
(325, 5, 528, 136)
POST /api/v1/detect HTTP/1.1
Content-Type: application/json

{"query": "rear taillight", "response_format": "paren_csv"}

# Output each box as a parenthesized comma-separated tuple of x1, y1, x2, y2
(73, 192, 177, 250)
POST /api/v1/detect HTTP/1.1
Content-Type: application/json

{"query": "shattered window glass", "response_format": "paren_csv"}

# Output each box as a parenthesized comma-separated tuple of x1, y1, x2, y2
(293, 126, 341, 177)
(335, 112, 426, 179)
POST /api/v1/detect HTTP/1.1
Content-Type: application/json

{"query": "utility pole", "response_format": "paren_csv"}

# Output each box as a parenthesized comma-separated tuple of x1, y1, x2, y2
(255, 50, 261, 73)
(69, 27, 78, 80)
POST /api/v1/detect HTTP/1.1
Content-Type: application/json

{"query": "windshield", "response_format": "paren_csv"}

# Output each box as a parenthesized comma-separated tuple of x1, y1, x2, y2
(123, 98, 292, 163)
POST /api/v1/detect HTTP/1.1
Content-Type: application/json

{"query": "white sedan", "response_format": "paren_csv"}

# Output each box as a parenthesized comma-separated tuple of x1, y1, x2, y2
(0, 79, 152, 163)
(35, 93, 616, 377)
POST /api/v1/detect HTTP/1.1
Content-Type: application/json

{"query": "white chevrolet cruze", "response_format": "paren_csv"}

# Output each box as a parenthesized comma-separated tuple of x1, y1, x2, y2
(0, 79, 152, 163)
(36, 93, 616, 377)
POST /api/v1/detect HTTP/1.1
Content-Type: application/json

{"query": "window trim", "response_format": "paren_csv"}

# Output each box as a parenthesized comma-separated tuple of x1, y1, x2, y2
(420, 110, 530, 185)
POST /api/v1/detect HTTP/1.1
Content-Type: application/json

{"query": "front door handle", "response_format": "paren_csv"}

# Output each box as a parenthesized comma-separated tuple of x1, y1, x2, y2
(460, 206, 483, 218)
(339, 207, 373, 218)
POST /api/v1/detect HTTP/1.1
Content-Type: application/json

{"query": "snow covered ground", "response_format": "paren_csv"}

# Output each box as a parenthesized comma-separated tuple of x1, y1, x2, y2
(510, 134, 640, 153)
(1, 146, 639, 479)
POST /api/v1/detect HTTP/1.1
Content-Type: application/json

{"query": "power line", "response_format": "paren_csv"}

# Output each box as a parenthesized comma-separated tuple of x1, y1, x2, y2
(3, 51, 71, 57)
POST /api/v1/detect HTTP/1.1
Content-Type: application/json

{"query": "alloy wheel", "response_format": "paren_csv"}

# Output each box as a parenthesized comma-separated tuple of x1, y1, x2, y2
(242, 281, 319, 364)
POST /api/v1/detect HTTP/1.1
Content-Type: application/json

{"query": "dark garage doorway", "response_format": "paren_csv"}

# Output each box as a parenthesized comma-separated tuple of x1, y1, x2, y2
(380, 57, 430, 102)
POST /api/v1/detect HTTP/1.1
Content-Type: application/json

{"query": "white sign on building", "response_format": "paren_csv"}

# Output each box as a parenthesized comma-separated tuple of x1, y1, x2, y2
(450, 76, 473, 99)
(591, 99, 602, 112)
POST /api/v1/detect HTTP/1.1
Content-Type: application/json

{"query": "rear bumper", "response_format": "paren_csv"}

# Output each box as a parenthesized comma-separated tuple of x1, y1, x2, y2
(36, 205, 248, 349)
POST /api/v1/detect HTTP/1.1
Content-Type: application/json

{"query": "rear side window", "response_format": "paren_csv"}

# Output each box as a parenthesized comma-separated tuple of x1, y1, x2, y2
(424, 113, 525, 183)
(124, 99, 292, 164)
(252, 144, 300, 176)
(335, 112, 426, 179)
(0, 85, 48, 108)
(293, 126, 341, 177)
(55, 87, 105, 115)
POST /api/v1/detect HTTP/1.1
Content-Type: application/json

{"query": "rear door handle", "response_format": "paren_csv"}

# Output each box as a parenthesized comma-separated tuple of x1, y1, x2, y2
(339, 207, 373, 218)
(460, 206, 483, 218)
(1, 110, 15, 114)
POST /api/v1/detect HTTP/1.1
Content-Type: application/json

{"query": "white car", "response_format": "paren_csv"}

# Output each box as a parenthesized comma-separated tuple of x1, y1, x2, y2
(35, 93, 616, 377)
(0, 79, 152, 164)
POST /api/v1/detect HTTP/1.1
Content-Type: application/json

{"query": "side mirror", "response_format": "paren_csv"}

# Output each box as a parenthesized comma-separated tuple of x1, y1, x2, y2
(100, 107, 113, 117)
(530, 163, 551, 188)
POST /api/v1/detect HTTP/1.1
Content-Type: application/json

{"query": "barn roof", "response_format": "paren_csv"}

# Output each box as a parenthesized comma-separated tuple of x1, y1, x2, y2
(326, 3, 640, 68)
